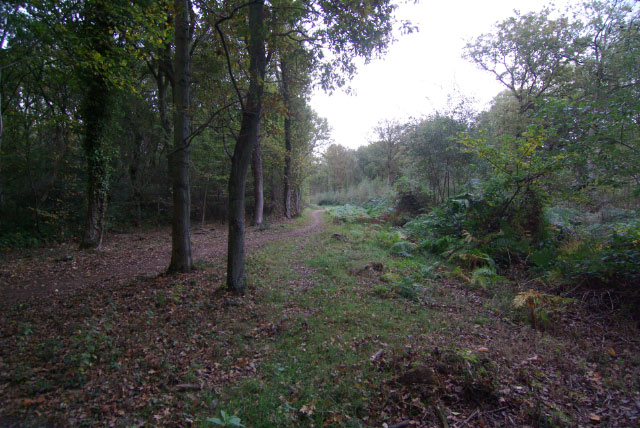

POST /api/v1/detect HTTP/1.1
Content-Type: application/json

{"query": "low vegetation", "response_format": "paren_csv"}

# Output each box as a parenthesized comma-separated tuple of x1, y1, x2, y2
(3, 209, 638, 427)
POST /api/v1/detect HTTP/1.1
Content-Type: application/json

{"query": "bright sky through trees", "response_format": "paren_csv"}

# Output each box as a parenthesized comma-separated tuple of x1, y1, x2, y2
(310, 0, 572, 149)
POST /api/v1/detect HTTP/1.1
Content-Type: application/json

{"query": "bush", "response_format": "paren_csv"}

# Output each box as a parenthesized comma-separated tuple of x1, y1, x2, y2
(314, 178, 392, 206)
(328, 204, 370, 223)
(0, 230, 42, 249)
(555, 219, 640, 287)
(403, 178, 548, 267)
(362, 197, 394, 218)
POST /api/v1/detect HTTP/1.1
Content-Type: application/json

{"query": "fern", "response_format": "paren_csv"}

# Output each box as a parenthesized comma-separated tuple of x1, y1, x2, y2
(513, 289, 575, 330)
(390, 241, 417, 257)
(447, 248, 495, 269)
(469, 267, 504, 289)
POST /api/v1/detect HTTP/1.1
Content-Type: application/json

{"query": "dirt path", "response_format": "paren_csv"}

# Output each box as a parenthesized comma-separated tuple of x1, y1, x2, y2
(0, 210, 325, 307)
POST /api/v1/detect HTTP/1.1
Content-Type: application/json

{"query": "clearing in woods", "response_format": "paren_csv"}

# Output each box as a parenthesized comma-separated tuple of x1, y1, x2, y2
(0, 209, 639, 427)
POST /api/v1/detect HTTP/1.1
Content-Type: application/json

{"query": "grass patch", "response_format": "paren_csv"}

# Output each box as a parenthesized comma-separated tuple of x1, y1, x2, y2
(206, 216, 442, 427)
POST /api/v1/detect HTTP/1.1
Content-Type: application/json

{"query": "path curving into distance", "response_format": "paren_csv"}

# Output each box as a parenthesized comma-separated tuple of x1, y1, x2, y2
(0, 210, 326, 307)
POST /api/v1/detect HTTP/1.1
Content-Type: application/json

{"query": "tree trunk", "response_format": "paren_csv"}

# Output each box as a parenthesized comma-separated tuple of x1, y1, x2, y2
(201, 178, 208, 228)
(294, 186, 301, 215)
(129, 131, 143, 227)
(168, 0, 193, 273)
(227, 0, 266, 295)
(0, 68, 4, 218)
(280, 57, 293, 219)
(79, 76, 111, 249)
(78, 2, 113, 250)
(251, 137, 264, 226)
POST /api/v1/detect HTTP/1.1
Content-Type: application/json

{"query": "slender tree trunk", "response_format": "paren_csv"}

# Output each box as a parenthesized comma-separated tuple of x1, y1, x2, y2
(129, 131, 143, 227)
(168, 0, 193, 273)
(227, 0, 266, 295)
(280, 57, 293, 219)
(201, 178, 208, 228)
(251, 137, 264, 226)
(387, 159, 391, 186)
(294, 186, 301, 215)
(0, 68, 4, 218)
(157, 72, 172, 149)
(25, 136, 41, 234)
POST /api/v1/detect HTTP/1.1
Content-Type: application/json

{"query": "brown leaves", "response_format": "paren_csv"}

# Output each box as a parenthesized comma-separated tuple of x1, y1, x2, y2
(589, 413, 601, 423)
(21, 396, 46, 407)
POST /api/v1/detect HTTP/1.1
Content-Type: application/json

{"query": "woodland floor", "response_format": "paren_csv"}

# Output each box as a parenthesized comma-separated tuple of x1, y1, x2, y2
(0, 210, 326, 307)
(0, 210, 639, 428)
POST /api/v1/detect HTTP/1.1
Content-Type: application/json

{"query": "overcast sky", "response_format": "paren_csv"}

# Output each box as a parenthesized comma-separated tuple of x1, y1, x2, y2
(309, 0, 572, 150)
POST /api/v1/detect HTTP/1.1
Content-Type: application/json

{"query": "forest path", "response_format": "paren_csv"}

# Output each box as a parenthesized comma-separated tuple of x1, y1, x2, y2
(0, 210, 325, 308)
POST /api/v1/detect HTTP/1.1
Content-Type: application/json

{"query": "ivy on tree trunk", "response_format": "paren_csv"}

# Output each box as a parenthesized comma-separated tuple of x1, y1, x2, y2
(78, 1, 114, 250)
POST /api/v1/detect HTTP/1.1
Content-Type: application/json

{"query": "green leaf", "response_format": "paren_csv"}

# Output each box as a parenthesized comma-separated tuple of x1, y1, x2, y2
(206, 417, 224, 425)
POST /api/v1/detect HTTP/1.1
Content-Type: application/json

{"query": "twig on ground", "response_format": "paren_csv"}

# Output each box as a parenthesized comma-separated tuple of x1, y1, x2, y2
(455, 408, 479, 428)
(435, 401, 450, 428)
(388, 422, 411, 428)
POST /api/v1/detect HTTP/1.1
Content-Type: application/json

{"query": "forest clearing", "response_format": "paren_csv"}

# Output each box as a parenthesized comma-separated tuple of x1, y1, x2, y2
(2, 0, 640, 427)
(1, 209, 639, 427)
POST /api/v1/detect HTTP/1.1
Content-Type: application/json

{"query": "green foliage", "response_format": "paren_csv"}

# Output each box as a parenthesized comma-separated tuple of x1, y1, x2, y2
(362, 197, 394, 217)
(389, 241, 417, 258)
(403, 178, 548, 267)
(529, 246, 557, 270)
(393, 277, 421, 302)
(207, 410, 245, 427)
(420, 261, 444, 279)
(405, 112, 472, 204)
(469, 267, 505, 290)
(374, 228, 407, 248)
(513, 290, 575, 330)
(328, 204, 370, 223)
(459, 125, 567, 187)
(555, 219, 640, 288)
(315, 178, 391, 206)
(447, 248, 495, 270)
(0, 230, 41, 249)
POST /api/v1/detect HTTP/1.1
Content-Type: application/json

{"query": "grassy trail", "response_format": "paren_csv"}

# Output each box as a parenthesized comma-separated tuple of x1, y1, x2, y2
(215, 211, 640, 428)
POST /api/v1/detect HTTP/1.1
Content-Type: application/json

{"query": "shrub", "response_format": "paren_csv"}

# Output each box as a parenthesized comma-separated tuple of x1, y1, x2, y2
(555, 219, 640, 287)
(328, 204, 370, 223)
(394, 277, 421, 301)
(469, 267, 505, 289)
(389, 241, 417, 258)
(0, 230, 41, 249)
(403, 178, 548, 267)
(374, 229, 407, 248)
(513, 289, 575, 330)
(314, 178, 392, 206)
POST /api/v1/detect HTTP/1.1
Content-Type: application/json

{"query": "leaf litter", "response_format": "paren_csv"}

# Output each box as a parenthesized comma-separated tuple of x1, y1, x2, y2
(1, 211, 639, 427)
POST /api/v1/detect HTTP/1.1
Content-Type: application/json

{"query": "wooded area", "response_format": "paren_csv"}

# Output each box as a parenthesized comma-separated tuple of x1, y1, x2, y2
(310, 0, 640, 316)
(1, 0, 639, 427)
(1, 0, 402, 291)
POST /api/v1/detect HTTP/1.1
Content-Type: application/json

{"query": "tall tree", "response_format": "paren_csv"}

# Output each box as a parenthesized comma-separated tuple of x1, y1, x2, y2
(223, 0, 400, 294)
(280, 56, 293, 218)
(226, 0, 268, 294)
(168, 0, 194, 271)
(372, 119, 406, 186)
(464, 8, 583, 114)
(77, 0, 119, 249)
